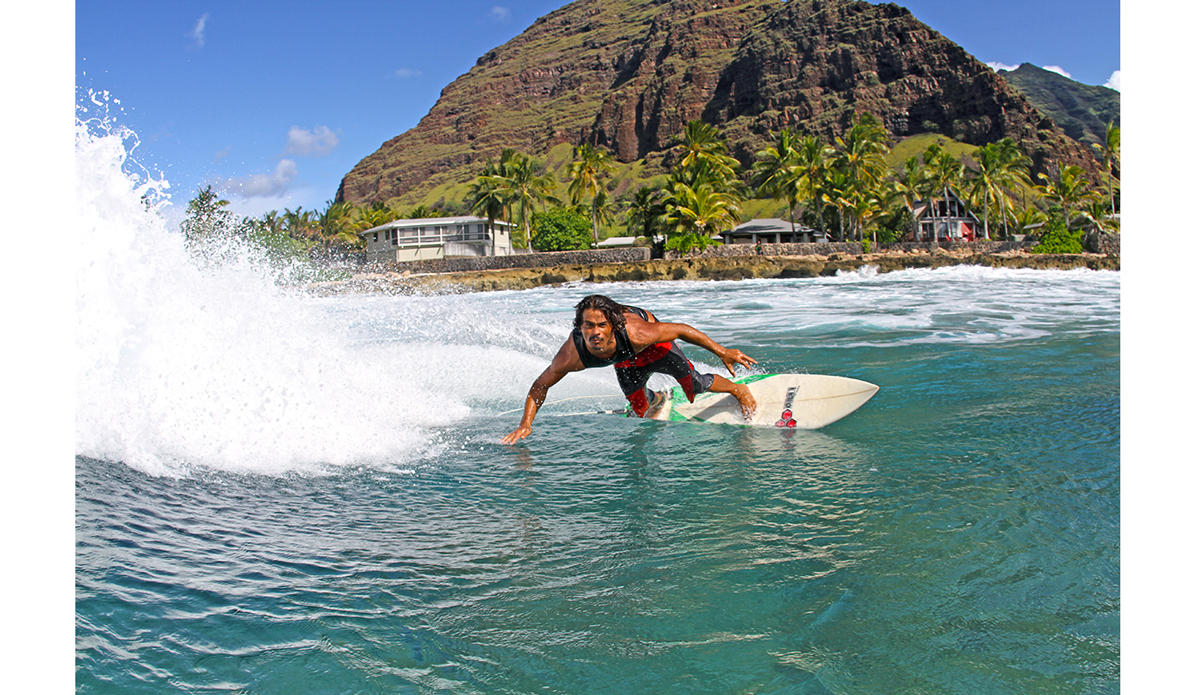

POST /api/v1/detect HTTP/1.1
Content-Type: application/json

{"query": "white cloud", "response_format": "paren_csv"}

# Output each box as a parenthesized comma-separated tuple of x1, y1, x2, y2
(1105, 70, 1121, 91)
(284, 126, 339, 156)
(1042, 65, 1072, 79)
(222, 159, 298, 198)
(490, 6, 512, 22)
(192, 13, 209, 48)
(395, 67, 422, 79)
(987, 61, 1021, 72)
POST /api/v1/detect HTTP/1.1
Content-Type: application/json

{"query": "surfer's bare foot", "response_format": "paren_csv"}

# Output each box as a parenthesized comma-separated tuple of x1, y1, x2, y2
(644, 390, 667, 419)
(732, 384, 757, 421)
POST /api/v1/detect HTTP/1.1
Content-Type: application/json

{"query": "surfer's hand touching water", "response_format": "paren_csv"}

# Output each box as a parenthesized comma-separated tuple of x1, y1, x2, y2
(718, 347, 756, 376)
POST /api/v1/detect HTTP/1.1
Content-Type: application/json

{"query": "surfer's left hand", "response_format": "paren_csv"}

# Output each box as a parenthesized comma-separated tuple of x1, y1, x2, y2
(721, 348, 757, 376)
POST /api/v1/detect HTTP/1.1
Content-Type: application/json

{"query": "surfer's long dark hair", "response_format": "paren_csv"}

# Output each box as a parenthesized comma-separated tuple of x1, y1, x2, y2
(574, 294, 627, 331)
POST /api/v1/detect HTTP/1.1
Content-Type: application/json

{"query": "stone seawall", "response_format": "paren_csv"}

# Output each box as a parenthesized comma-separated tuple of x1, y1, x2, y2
(364, 247, 651, 275)
(309, 243, 1119, 297)
(666, 235, 1119, 259)
(332, 235, 1119, 280)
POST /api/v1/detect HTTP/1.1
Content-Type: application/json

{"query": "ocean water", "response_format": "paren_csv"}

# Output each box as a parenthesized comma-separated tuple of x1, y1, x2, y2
(75, 120, 1119, 693)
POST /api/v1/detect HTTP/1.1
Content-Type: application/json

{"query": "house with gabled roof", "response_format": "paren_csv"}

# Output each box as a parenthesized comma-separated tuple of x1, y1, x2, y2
(721, 218, 829, 245)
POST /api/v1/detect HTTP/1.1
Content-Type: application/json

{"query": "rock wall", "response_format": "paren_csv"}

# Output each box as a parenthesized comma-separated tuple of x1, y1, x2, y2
(1084, 232, 1120, 255)
(366, 247, 651, 275)
(664, 242, 864, 259)
(668, 239, 1038, 259)
(310, 245, 1119, 297)
(351, 237, 1118, 277)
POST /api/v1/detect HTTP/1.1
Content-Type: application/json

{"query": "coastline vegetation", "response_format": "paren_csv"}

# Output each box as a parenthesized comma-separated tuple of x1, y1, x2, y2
(180, 115, 1120, 267)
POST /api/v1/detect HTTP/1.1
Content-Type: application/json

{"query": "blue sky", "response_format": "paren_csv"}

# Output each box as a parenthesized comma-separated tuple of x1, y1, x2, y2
(74, 0, 1121, 229)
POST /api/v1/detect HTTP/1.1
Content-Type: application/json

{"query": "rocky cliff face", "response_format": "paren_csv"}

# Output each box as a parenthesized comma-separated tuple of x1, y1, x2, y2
(337, 0, 1098, 207)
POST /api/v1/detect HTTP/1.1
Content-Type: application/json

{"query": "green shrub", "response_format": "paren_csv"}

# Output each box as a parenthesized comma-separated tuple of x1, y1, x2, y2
(1030, 220, 1083, 254)
(532, 207, 593, 251)
(665, 231, 719, 256)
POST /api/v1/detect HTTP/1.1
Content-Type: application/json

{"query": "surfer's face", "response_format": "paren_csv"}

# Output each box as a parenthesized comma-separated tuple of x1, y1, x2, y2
(580, 309, 615, 355)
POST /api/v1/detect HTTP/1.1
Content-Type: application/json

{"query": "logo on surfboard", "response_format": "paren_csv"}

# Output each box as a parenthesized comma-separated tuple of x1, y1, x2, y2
(776, 386, 799, 428)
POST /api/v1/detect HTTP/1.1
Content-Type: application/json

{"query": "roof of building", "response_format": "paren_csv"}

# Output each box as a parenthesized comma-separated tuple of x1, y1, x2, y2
(913, 189, 980, 222)
(596, 236, 638, 248)
(361, 216, 513, 236)
(726, 218, 818, 235)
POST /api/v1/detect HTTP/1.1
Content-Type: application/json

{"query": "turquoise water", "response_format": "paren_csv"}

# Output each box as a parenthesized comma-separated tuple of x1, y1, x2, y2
(76, 124, 1119, 693)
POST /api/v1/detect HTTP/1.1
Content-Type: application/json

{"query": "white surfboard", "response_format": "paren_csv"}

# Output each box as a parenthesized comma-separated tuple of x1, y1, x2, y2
(643, 373, 878, 429)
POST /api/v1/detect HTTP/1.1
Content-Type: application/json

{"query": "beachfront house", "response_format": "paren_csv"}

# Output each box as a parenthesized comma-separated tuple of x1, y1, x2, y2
(360, 216, 515, 263)
(721, 218, 828, 245)
(905, 190, 980, 242)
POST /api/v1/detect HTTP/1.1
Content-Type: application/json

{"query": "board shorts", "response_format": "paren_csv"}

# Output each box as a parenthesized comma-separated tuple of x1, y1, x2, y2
(616, 341, 716, 417)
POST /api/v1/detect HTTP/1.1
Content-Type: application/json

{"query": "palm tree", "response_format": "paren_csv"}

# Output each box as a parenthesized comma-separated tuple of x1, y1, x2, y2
(483, 151, 559, 249)
(820, 168, 853, 242)
(795, 135, 833, 238)
(404, 204, 441, 219)
(626, 186, 666, 241)
(1091, 121, 1120, 217)
(832, 113, 891, 242)
(590, 187, 616, 236)
(1079, 199, 1120, 234)
(890, 156, 931, 241)
(317, 200, 360, 248)
(466, 166, 508, 256)
(994, 138, 1032, 239)
(834, 115, 890, 189)
(965, 143, 1003, 240)
(181, 185, 236, 246)
(663, 181, 741, 254)
(848, 190, 887, 245)
(260, 209, 283, 235)
(282, 207, 322, 241)
(752, 127, 802, 232)
(922, 144, 965, 241)
(566, 143, 616, 244)
(353, 202, 396, 234)
(1035, 162, 1101, 231)
(964, 138, 1032, 240)
(674, 120, 741, 190)
(1013, 204, 1047, 237)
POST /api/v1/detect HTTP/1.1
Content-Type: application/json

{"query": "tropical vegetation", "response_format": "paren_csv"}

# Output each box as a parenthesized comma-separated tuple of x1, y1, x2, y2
(531, 207, 593, 252)
(454, 115, 1119, 255)
(179, 117, 1119, 279)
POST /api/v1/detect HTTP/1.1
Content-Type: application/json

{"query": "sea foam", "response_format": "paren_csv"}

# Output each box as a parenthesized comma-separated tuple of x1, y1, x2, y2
(75, 112, 471, 477)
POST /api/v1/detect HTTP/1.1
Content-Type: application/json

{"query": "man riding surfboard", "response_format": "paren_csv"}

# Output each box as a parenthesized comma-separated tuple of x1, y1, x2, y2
(501, 294, 758, 444)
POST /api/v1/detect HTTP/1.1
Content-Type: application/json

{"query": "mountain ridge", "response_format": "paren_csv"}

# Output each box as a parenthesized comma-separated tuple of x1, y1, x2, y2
(997, 63, 1120, 149)
(336, 0, 1100, 209)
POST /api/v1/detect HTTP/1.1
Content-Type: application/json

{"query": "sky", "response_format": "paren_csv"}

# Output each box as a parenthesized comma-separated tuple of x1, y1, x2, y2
(74, 0, 1121, 229)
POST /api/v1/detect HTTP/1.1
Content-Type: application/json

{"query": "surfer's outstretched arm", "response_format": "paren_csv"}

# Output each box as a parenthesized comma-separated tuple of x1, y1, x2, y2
(627, 318, 757, 376)
(502, 340, 583, 444)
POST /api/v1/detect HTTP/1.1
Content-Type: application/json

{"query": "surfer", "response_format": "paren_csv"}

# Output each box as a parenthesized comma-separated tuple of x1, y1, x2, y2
(501, 294, 758, 444)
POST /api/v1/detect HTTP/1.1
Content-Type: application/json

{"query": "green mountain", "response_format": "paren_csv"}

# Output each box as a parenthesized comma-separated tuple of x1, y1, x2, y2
(997, 63, 1120, 149)
(337, 0, 1099, 210)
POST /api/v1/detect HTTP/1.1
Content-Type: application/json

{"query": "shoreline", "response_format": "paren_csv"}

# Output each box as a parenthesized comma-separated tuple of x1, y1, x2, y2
(306, 248, 1119, 296)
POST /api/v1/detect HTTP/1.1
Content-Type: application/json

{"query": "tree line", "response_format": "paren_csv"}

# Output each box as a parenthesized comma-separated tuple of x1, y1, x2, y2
(181, 112, 1120, 262)
(465, 113, 1120, 254)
